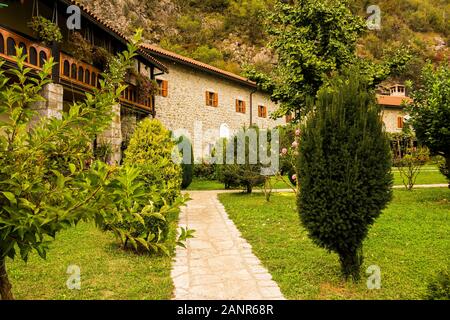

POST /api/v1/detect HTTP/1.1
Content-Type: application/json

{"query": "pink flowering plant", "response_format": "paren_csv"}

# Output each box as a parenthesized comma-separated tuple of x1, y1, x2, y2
(275, 125, 301, 195)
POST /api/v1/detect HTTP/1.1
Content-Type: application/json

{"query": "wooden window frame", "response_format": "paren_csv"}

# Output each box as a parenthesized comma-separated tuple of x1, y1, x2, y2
(235, 99, 246, 114)
(397, 116, 404, 129)
(157, 79, 168, 97)
(258, 105, 267, 118)
(286, 113, 293, 123)
(206, 91, 218, 107)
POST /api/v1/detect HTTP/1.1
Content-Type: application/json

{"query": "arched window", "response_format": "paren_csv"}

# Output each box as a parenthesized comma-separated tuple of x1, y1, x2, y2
(18, 42, 28, 62)
(78, 67, 84, 82)
(63, 60, 70, 77)
(85, 70, 90, 84)
(71, 63, 77, 79)
(6, 37, 16, 56)
(219, 123, 230, 139)
(39, 51, 47, 67)
(91, 72, 96, 86)
(29, 47, 38, 66)
(0, 34, 4, 54)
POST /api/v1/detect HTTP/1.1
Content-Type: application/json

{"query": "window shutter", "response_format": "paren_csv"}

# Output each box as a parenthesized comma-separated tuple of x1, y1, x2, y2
(162, 80, 168, 97)
(214, 93, 218, 107)
(205, 91, 209, 105)
(243, 101, 246, 113)
(397, 116, 403, 128)
(235, 100, 238, 112)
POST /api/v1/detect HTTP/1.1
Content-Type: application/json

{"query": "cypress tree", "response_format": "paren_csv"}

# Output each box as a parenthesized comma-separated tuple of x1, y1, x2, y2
(297, 71, 393, 280)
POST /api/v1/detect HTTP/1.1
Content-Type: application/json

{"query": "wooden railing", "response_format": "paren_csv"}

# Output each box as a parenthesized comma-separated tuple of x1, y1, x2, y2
(60, 52, 152, 112)
(60, 52, 101, 89)
(0, 26, 51, 70)
(120, 84, 153, 112)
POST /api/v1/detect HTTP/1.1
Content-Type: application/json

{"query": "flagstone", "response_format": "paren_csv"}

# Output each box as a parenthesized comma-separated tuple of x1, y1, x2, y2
(171, 191, 284, 300)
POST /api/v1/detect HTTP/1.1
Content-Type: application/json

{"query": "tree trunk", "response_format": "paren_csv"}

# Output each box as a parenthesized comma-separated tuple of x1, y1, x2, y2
(0, 259, 14, 300)
(338, 247, 363, 281)
(246, 183, 252, 194)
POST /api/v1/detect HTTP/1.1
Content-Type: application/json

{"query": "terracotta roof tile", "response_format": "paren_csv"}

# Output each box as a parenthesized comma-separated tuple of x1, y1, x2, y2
(377, 95, 412, 107)
(64, 0, 168, 72)
(142, 44, 256, 87)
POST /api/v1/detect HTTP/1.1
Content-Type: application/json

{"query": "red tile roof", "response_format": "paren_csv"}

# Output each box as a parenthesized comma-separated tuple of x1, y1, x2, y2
(63, 0, 168, 72)
(377, 95, 412, 107)
(142, 44, 257, 87)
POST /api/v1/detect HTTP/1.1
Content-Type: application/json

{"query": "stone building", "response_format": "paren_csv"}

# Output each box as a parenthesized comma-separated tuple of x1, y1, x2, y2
(2, 1, 412, 163)
(0, 0, 168, 163)
(377, 84, 412, 133)
(142, 44, 285, 159)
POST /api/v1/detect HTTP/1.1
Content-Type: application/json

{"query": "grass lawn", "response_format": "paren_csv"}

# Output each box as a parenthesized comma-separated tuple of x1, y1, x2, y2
(187, 165, 447, 191)
(392, 166, 448, 185)
(6, 221, 177, 300)
(219, 188, 450, 299)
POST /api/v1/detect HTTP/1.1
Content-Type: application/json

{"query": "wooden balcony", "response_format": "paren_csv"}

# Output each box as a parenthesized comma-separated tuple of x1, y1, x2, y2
(0, 26, 51, 70)
(60, 52, 101, 89)
(60, 52, 153, 112)
(120, 84, 153, 112)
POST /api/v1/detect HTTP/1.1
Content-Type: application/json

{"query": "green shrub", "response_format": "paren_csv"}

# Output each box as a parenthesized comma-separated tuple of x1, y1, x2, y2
(98, 165, 187, 254)
(28, 16, 62, 44)
(425, 268, 450, 300)
(297, 70, 393, 281)
(178, 136, 194, 189)
(194, 160, 216, 180)
(216, 127, 266, 193)
(124, 118, 182, 204)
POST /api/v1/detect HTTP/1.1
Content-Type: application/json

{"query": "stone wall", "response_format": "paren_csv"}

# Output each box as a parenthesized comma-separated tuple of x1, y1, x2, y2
(97, 104, 123, 164)
(382, 107, 405, 133)
(31, 83, 64, 120)
(154, 58, 285, 160)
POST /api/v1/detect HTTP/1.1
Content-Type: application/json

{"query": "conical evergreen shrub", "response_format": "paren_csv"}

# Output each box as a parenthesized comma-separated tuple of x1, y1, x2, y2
(297, 70, 393, 280)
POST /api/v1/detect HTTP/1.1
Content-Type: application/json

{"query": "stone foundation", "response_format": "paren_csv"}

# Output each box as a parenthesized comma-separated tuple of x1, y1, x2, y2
(30, 83, 64, 121)
(97, 104, 123, 164)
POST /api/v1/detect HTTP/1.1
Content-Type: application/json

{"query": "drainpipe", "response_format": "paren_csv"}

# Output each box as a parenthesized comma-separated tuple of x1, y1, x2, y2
(249, 87, 257, 126)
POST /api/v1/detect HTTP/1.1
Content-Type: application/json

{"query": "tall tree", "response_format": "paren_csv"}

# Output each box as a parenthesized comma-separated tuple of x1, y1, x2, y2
(406, 63, 450, 187)
(0, 32, 141, 300)
(297, 69, 393, 280)
(245, 0, 411, 120)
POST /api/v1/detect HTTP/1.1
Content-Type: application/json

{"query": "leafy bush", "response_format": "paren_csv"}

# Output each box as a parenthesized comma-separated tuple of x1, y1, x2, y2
(28, 16, 62, 44)
(407, 63, 450, 187)
(0, 32, 142, 300)
(124, 118, 182, 204)
(395, 146, 430, 190)
(297, 70, 393, 281)
(194, 160, 216, 180)
(425, 268, 450, 300)
(98, 165, 189, 254)
(216, 127, 266, 193)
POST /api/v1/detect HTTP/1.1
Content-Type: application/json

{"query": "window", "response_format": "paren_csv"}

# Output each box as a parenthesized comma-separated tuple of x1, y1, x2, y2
(157, 79, 168, 97)
(236, 99, 246, 113)
(286, 113, 293, 123)
(397, 116, 404, 129)
(258, 105, 267, 118)
(205, 91, 218, 107)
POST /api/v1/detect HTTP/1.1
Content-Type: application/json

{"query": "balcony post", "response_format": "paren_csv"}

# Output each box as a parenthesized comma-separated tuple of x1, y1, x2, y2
(51, 42, 60, 83)
(97, 104, 123, 164)
(30, 83, 64, 123)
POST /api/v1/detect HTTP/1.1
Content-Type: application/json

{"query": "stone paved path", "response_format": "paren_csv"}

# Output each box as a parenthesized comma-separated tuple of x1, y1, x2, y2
(171, 191, 285, 300)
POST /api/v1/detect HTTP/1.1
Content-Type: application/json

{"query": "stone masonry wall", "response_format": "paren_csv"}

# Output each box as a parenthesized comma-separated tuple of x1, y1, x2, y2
(154, 58, 284, 160)
(382, 108, 404, 133)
